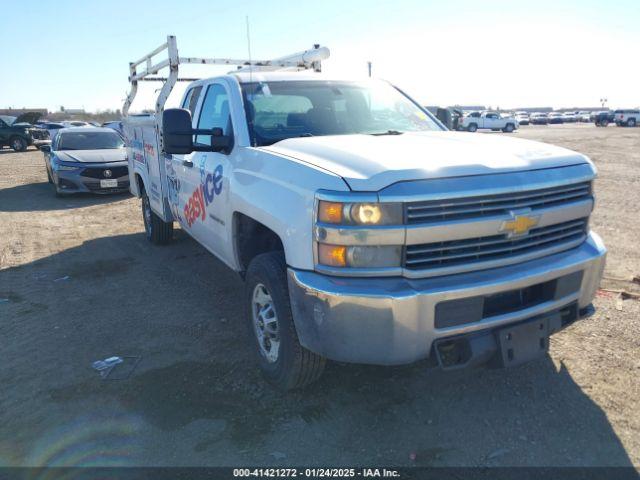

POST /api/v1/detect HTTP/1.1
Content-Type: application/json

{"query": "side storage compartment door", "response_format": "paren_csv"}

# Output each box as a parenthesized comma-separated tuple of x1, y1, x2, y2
(124, 117, 167, 219)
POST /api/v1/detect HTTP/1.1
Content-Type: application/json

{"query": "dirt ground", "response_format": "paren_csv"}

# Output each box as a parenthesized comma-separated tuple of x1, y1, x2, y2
(0, 124, 638, 468)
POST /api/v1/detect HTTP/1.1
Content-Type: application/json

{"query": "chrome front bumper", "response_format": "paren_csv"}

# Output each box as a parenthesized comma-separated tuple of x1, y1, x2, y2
(288, 232, 606, 365)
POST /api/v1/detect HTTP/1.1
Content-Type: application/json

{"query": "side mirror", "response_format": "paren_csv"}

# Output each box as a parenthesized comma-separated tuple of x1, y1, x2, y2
(162, 108, 194, 154)
(40, 145, 51, 153)
(210, 127, 233, 153)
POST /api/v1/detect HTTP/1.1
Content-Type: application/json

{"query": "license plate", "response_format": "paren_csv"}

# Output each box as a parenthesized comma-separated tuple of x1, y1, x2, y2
(498, 316, 552, 368)
(100, 179, 118, 188)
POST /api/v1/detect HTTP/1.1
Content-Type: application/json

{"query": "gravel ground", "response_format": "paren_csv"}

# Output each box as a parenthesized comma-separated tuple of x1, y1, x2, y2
(0, 124, 638, 468)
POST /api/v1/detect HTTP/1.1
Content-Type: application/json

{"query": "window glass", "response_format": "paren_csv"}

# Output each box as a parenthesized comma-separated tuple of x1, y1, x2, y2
(182, 86, 203, 116)
(57, 132, 124, 150)
(196, 84, 231, 145)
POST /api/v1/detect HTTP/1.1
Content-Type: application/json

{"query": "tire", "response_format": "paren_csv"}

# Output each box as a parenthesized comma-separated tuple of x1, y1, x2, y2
(10, 137, 27, 152)
(627, 118, 636, 127)
(503, 123, 515, 133)
(141, 189, 173, 244)
(245, 252, 326, 390)
(467, 123, 478, 132)
(52, 177, 64, 197)
(601, 119, 609, 127)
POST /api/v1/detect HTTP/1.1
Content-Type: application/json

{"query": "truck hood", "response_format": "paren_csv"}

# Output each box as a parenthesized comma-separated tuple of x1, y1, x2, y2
(56, 149, 126, 164)
(263, 131, 589, 191)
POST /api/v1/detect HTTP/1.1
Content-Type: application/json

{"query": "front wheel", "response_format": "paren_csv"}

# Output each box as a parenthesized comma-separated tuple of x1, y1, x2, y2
(503, 123, 515, 133)
(245, 252, 326, 390)
(467, 123, 478, 132)
(142, 190, 173, 244)
(601, 119, 609, 127)
(627, 118, 637, 127)
(10, 137, 27, 152)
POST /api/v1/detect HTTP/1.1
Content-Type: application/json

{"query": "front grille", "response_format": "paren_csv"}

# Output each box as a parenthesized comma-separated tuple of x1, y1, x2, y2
(29, 129, 49, 140)
(405, 218, 588, 270)
(81, 166, 128, 179)
(405, 181, 592, 225)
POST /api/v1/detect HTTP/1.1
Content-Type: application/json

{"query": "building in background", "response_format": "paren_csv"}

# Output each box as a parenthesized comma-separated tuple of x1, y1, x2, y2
(0, 108, 48, 117)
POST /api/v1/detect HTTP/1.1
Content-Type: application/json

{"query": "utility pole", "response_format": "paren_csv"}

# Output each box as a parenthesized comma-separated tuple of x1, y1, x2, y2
(367, 61, 372, 78)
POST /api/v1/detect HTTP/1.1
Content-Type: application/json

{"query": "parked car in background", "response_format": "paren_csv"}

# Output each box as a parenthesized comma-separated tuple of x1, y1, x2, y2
(60, 121, 94, 128)
(38, 122, 66, 141)
(613, 109, 640, 127)
(102, 120, 124, 136)
(0, 112, 50, 151)
(41, 127, 129, 196)
(530, 113, 548, 125)
(561, 112, 576, 123)
(548, 112, 564, 124)
(459, 111, 517, 132)
(594, 111, 615, 127)
(515, 111, 530, 125)
(578, 111, 591, 122)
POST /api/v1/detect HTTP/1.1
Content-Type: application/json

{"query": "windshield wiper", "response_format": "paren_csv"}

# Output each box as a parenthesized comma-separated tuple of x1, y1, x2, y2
(371, 130, 404, 136)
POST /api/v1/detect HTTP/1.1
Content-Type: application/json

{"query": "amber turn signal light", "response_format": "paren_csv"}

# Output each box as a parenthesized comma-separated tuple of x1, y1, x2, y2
(318, 244, 347, 267)
(318, 201, 343, 224)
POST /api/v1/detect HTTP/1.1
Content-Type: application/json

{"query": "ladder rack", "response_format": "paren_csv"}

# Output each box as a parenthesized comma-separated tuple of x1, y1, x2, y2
(123, 35, 330, 117)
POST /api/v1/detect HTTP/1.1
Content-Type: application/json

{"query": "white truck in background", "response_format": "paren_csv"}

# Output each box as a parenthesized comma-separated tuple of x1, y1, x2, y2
(123, 36, 606, 390)
(459, 111, 518, 132)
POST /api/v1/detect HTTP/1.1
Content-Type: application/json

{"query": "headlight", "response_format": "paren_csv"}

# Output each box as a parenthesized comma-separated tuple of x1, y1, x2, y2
(53, 158, 79, 171)
(318, 244, 401, 268)
(318, 201, 402, 226)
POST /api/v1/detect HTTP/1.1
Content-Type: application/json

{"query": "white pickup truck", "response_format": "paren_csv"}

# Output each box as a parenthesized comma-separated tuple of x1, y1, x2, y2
(459, 111, 518, 133)
(123, 37, 606, 390)
(613, 109, 640, 127)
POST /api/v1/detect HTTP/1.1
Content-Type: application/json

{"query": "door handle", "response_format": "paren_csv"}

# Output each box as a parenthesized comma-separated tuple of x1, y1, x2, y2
(182, 159, 193, 168)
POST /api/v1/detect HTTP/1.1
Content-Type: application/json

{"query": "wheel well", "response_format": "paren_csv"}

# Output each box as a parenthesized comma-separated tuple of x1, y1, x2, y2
(234, 213, 284, 273)
(135, 173, 145, 195)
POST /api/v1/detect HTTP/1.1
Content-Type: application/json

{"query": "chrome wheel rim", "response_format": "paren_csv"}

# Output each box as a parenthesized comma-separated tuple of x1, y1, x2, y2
(12, 139, 22, 150)
(251, 283, 280, 363)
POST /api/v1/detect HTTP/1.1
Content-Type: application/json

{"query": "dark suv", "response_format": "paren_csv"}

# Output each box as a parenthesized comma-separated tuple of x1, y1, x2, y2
(0, 112, 50, 151)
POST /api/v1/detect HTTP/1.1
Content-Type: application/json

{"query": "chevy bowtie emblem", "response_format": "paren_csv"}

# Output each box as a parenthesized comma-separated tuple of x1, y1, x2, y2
(500, 211, 540, 237)
(103, 169, 112, 178)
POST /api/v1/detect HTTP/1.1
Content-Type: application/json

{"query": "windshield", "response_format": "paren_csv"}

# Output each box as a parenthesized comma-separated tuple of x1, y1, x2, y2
(241, 80, 442, 146)
(57, 131, 124, 150)
(0, 115, 17, 125)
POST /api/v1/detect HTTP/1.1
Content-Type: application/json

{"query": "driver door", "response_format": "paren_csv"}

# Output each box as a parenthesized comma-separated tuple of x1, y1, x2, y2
(183, 82, 232, 257)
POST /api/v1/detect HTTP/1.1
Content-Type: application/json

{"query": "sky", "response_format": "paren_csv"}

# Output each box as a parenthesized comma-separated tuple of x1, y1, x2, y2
(1, 0, 638, 113)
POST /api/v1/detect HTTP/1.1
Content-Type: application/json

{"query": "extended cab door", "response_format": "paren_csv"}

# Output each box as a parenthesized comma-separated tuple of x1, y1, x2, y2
(483, 112, 499, 129)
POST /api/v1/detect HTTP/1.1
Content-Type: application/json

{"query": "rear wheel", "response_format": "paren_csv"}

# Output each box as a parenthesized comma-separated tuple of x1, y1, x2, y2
(142, 189, 173, 244)
(627, 118, 637, 127)
(467, 123, 478, 132)
(245, 252, 326, 390)
(601, 119, 609, 127)
(10, 137, 27, 152)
